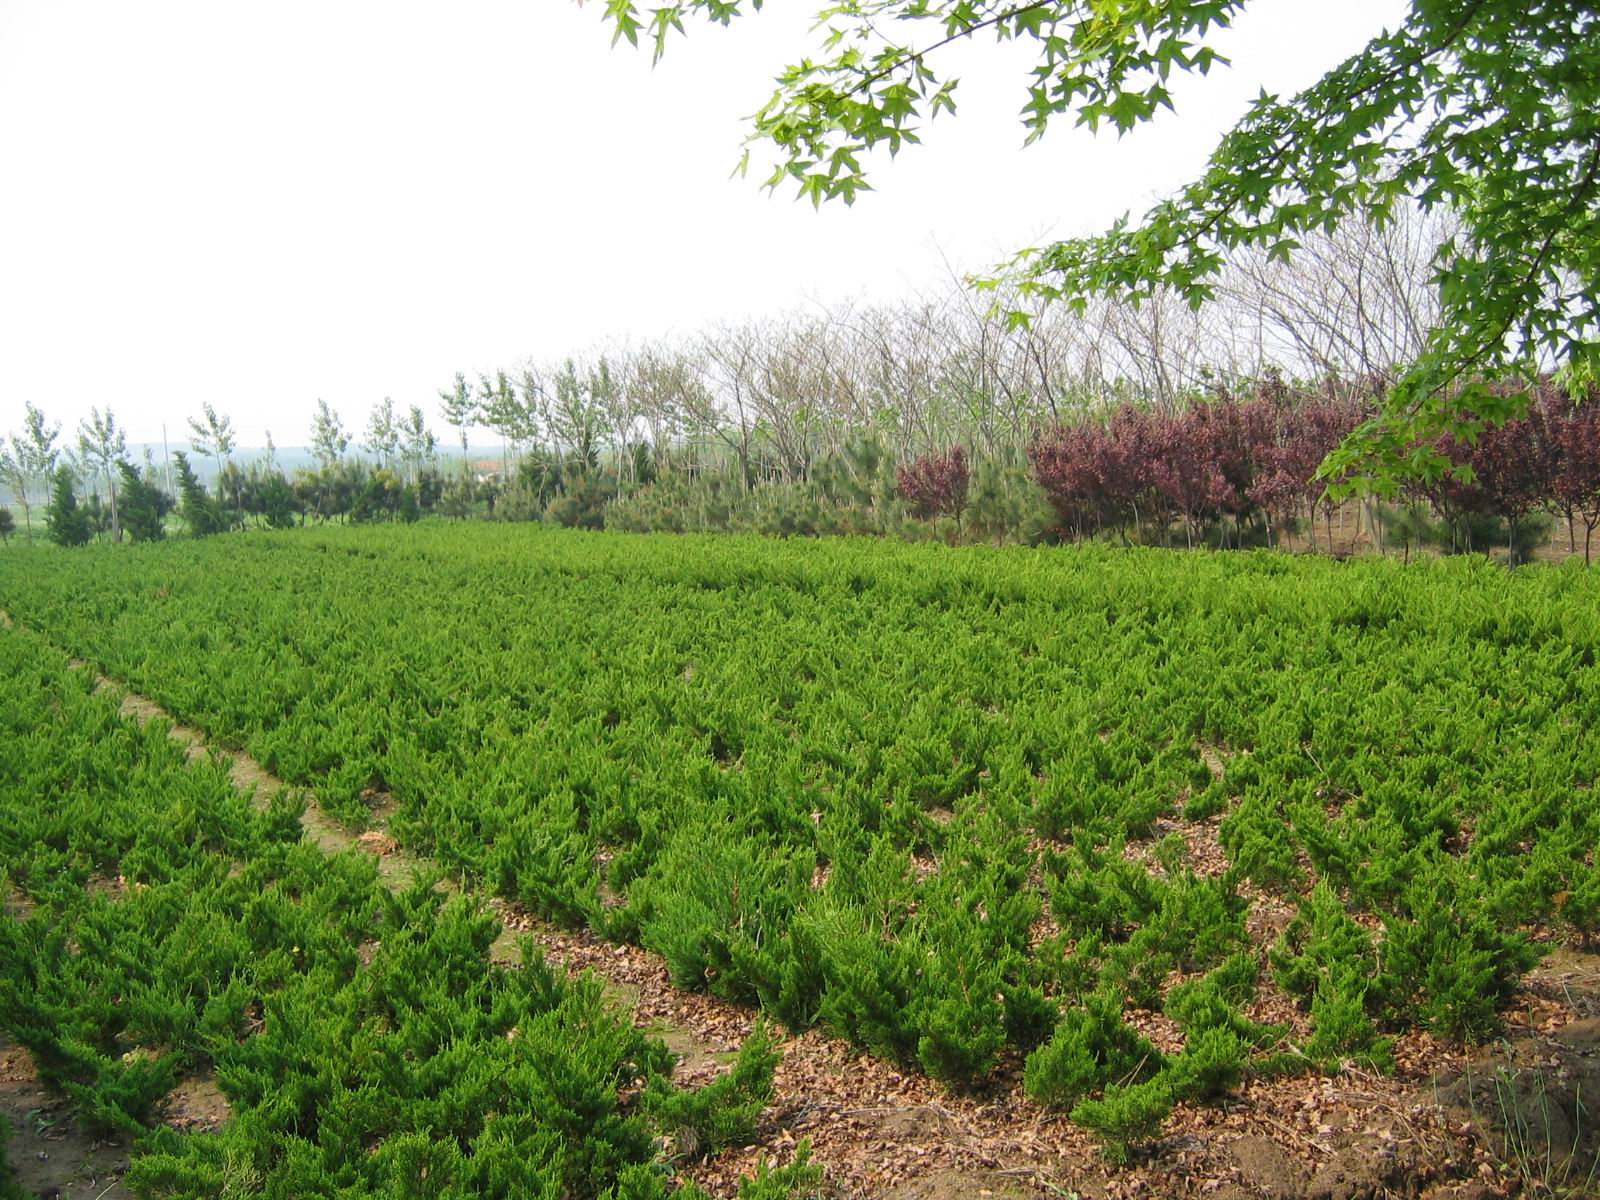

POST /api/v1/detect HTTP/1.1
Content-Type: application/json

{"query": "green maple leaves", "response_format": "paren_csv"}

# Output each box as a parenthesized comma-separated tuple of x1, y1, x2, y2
(591, 0, 1600, 491)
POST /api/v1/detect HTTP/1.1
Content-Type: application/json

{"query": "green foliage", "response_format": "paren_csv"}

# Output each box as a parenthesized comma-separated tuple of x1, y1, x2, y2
(0, 521, 1590, 1129)
(736, 1142, 823, 1200)
(1269, 884, 1394, 1070)
(1163, 954, 1286, 1095)
(1069, 1077, 1174, 1164)
(1378, 869, 1540, 1043)
(0, 626, 775, 1199)
(44, 466, 89, 547)
(547, 467, 618, 529)
(310, 397, 350, 468)
(1165, 1025, 1247, 1102)
(256, 468, 300, 529)
(1304, 971, 1394, 1074)
(641, 1022, 780, 1159)
(116, 461, 166, 543)
(606, 0, 1600, 490)
(1023, 990, 1162, 1109)
(172, 452, 223, 537)
(0, 1115, 24, 1200)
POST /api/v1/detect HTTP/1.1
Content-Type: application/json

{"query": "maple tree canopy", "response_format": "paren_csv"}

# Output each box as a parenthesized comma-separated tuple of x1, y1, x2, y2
(589, 0, 1600, 492)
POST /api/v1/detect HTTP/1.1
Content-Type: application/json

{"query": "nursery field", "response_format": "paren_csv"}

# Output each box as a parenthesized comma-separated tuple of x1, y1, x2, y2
(0, 619, 799, 1198)
(3, 523, 1600, 1188)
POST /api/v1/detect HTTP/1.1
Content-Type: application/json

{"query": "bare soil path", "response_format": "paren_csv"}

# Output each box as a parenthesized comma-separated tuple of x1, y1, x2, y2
(4, 613, 1596, 1199)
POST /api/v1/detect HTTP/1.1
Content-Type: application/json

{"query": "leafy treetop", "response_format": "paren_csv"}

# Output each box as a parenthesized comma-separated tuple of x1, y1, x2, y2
(587, 0, 1600, 491)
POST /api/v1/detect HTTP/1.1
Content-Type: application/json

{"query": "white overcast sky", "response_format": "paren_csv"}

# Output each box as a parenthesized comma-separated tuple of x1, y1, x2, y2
(0, 0, 1406, 447)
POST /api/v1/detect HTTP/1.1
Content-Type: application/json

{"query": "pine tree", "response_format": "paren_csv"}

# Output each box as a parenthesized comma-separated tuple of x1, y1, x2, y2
(45, 467, 90, 547)
(116, 462, 165, 543)
(173, 452, 221, 537)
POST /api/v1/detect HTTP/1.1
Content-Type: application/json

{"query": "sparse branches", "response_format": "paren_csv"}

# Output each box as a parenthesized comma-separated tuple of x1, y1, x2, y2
(363, 397, 400, 469)
(311, 399, 351, 469)
(76, 407, 127, 542)
(438, 372, 479, 475)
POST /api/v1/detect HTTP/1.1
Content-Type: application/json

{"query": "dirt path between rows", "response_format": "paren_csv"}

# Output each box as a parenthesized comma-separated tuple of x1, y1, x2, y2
(4, 613, 1595, 1199)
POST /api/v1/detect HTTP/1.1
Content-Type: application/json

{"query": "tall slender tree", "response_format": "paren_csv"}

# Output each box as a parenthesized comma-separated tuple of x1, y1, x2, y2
(480, 370, 531, 476)
(438, 373, 478, 477)
(310, 399, 350, 468)
(550, 359, 604, 470)
(76, 407, 127, 541)
(6, 403, 60, 540)
(186, 402, 236, 493)
(399, 405, 437, 482)
(363, 397, 400, 468)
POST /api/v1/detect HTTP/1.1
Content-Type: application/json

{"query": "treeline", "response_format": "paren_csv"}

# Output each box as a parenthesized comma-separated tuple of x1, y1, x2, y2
(9, 373, 1596, 567)
(4, 209, 1594, 560)
(0, 400, 465, 547)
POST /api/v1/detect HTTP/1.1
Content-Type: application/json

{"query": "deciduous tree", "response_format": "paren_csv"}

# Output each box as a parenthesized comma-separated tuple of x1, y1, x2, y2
(595, 0, 1600, 489)
(187, 403, 236, 496)
(6, 403, 60, 540)
(76, 407, 127, 541)
(438, 373, 478, 476)
(310, 399, 350, 469)
(363, 397, 400, 469)
(896, 444, 970, 528)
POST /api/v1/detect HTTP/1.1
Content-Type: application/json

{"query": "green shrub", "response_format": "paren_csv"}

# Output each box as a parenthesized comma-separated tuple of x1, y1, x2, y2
(1270, 883, 1378, 1004)
(1378, 870, 1540, 1042)
(1305, 968, 1394, 1072)
(0, 1115, 27, 1200)
(1166, 1025, 1247, 1101)
(1023, 990, 1162, 1108)
(737, 1141, 824, 1200)
(1220, 790, 1301, 889)
(1069, 1077, 1174, 1164)
(641, 1023, 781, 1160)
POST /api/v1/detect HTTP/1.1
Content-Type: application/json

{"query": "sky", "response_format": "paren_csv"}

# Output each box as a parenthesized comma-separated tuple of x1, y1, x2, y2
(0, 0, 1407, 448)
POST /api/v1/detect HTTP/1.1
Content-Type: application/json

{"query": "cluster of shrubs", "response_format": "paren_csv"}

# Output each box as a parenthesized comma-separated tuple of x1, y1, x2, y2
(34, 455, 465, 546)
(0, 626, 819, 1199)
(1009, 375, 1600, 558)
